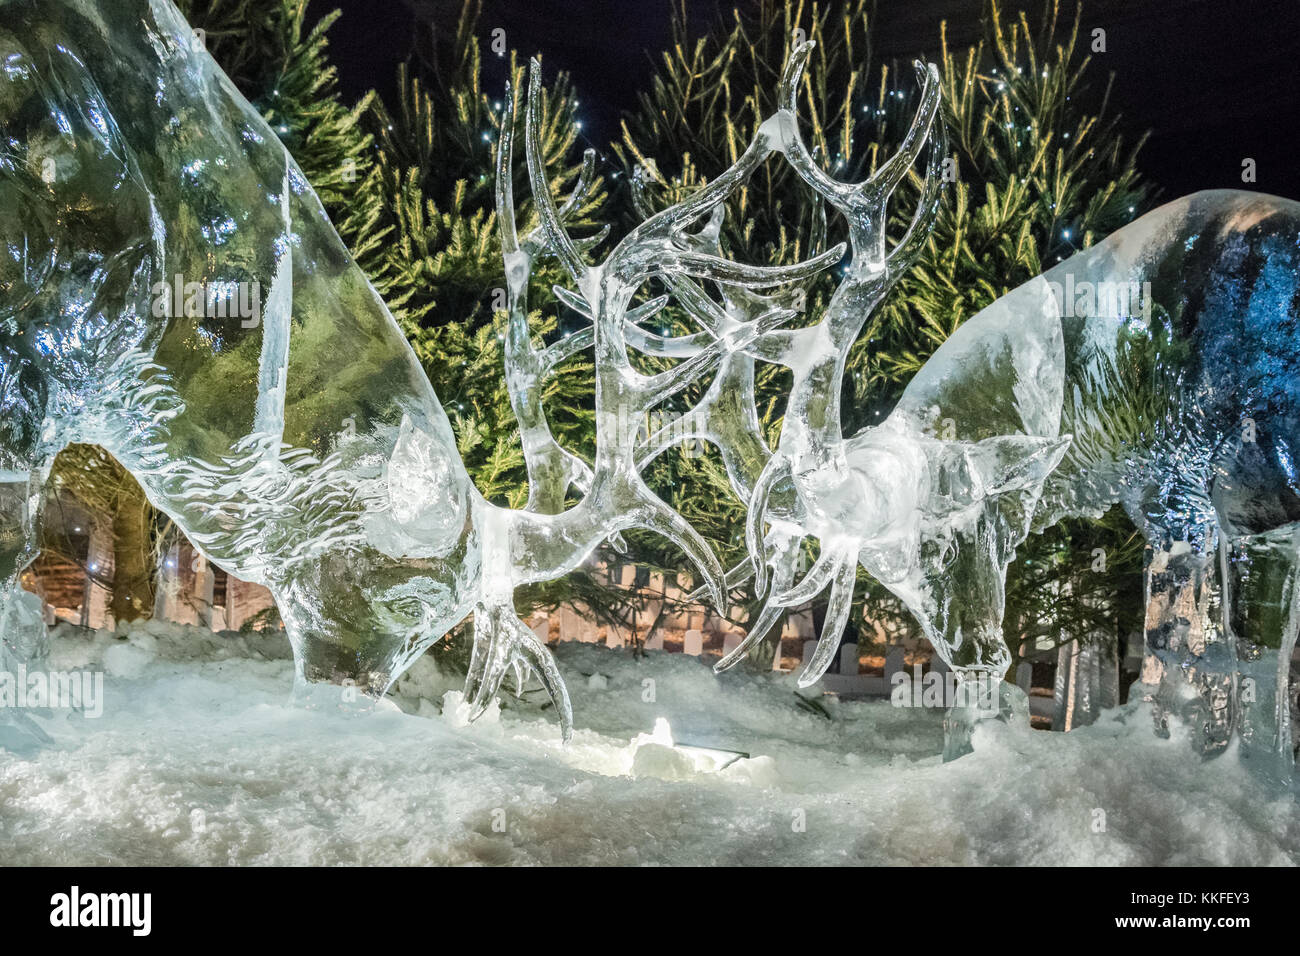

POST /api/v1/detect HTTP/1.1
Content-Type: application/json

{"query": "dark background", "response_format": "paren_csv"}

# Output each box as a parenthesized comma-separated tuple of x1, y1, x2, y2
(308, 0, 1300, 201)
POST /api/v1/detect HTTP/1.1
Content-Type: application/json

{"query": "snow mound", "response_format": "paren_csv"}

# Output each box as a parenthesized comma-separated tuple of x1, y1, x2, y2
(0, 623, 1294, 865)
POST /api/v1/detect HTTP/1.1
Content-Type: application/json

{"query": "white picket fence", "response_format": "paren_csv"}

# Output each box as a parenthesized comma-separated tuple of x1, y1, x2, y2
(541, 609, 1055, 714)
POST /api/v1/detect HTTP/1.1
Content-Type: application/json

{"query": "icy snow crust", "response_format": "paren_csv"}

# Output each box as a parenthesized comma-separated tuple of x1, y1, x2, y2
(1, 623, 1295, 866)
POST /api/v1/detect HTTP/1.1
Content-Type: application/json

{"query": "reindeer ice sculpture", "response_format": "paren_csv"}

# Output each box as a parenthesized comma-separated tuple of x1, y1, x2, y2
(0, 0, 851, 746)
(5, 0, 1297, 771)
(629, 45, 1073, 758)
(639, 49, 1300, 770)
(693, 49, 1300, 768)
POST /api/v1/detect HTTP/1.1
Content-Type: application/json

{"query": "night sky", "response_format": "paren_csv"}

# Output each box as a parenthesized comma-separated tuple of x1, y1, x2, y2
(308, 0, 1300, 201)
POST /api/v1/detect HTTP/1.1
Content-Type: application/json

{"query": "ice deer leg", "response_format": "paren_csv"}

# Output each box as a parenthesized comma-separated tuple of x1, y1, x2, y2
(1220, 527, 1300, 779)
(0, 466, 55, 752)
(888, 521, 1028, 762)
(1136, 535, 1237, 757)
(940, 660, 1029, 763)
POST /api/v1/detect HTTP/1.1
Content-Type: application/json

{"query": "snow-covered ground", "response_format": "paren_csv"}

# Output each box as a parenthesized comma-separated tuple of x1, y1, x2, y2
(0, 621, 1295, 865)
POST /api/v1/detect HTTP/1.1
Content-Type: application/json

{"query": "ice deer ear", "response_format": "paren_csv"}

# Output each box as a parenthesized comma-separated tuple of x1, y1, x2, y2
(920, 433, 1071, 514)
(383, 413, 469, 556)
(888, 276, 1065, 443)
(966, 434, 1072, 497)
(919, 432, 1071, 564)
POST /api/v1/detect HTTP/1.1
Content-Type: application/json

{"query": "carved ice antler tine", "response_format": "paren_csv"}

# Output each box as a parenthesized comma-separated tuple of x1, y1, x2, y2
(872, 61, 944, 201)
(629, 170, 726, 250)
(639, 135, 770, 239)
(505, 610, 574, 742)
(626, 326, 709, 359)
(621, 176, 845, 290)
(778, 45, 943, 264)
(496, 67, 612, 517)
(551, 288, 703, 358)
(504, 70, 602, 262)
(552, 286, 667, 323)
(630, 172, 781, 356)
(610, 118, 779, 282)
(668, 277, 729, 336)
(551, 285, 591, 317)
(883, 80, 947, 276)
(775, 42, 862, 211)
(778, 46, 941, 208)
(504, 75, 600, 254)
(774, 541, 842, 606)
(635, 404, 706, 470)
(628, 176, 728, 337)
(629, 162, 656, 219)
(525, 59, 588, 283)
(466, 603, 514, 719)
(538, 325, 593, 369)
(746, 454, 789, 595)
(619, 483, 728, 611)
(809, 193, 828, 255)
(663, 242, 846, 290)
(796, 547, 859, 687)
(556, 147, 598, 222)
(625, 294, 710, 358)
(467, 602, 575, 742)
(626, 295, 670, 325)
(640, 301, 798, 408)
(570, 224, 612, 254)
(713, 543, 801, 673)
(696, 202, 726, 248)
(494, 78, 522, 258)
(685, 559, 754, 602)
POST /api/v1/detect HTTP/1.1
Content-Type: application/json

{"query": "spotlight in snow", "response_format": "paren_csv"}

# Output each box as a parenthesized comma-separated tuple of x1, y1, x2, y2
(629, 718, 749, 775)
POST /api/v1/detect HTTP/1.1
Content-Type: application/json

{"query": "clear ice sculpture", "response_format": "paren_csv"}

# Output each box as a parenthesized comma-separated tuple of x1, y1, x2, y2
(2, 1, 1298, 772)
(0, 0, 848, 744)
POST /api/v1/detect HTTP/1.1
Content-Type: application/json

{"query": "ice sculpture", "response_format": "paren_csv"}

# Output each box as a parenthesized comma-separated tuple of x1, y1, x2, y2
(720, 187, 1300, 768)
(0, 0, 847, 745)
(3, 0, 1297, 773)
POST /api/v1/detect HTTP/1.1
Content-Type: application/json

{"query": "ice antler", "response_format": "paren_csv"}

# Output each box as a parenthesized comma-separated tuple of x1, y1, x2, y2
(514, 56, 842, 610)
(760, 44, 944, 470)
(494, 72, 605, 515)
(464, 58, 851, 738)
(655, 42, 945, 685)
(775, 45, 944, 268)
(749, 44, 943, 686)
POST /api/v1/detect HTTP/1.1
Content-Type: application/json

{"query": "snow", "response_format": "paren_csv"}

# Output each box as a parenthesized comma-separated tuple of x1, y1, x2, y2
(0, 622, 1295, 865)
